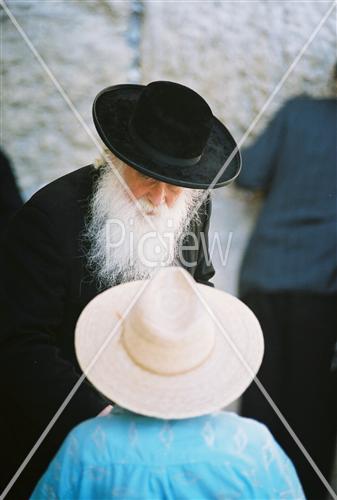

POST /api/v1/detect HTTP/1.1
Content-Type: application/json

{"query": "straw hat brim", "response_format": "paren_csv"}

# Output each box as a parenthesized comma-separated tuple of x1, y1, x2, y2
(75, 279, 264, 419)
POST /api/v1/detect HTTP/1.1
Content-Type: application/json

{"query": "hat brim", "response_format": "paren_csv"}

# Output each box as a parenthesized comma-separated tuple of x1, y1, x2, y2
(93, 84, 241, 189)
(75, 279, 264, 419)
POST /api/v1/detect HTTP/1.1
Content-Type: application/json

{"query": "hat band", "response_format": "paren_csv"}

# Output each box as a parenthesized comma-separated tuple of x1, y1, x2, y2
(129, 120, 202, 168)
(121, 324, 216, 377)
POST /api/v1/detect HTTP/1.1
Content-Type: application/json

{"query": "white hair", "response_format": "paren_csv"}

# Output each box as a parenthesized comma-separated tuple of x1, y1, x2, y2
(83, 150, 202, 288)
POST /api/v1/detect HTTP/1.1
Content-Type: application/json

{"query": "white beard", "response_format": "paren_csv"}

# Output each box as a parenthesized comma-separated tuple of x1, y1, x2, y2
(83, 157, 202, 287)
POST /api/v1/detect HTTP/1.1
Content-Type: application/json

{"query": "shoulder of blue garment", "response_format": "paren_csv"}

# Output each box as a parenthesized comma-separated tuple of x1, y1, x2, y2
(63, 409, 279, 460)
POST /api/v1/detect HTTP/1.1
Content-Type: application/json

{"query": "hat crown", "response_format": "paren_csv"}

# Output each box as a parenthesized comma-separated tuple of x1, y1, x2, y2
(129, 81, 213, 165)
(123, 267, 215, 375)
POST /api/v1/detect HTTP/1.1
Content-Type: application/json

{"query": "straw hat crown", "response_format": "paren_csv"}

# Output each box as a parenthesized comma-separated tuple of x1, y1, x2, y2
(123, 268, 216, 376)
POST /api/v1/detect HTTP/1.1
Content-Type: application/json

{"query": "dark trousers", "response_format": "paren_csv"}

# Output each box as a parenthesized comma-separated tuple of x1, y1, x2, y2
(240, 292, 337, 500)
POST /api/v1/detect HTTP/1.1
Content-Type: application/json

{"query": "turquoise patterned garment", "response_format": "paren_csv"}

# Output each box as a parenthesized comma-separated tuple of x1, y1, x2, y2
(31, 406, 305, 499)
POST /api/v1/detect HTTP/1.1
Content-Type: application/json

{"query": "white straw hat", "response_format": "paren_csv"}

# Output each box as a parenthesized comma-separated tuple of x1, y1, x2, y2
(75, 267, 264, 419)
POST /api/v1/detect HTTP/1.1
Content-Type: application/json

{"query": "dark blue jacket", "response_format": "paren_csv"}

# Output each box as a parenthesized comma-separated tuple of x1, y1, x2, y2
(237, 95, 337, 295)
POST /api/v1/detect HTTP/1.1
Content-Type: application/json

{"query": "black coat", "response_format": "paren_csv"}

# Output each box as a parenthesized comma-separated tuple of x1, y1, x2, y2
(0, 148, 23, 237)
(0, 165, 214, 498)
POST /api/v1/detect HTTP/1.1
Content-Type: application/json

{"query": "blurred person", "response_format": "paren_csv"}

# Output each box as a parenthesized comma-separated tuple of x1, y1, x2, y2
(0, 81, 241, 498)
(31, 267, 305, 500)
(237, 64, 337, 499)
(0, 148, 23, 238)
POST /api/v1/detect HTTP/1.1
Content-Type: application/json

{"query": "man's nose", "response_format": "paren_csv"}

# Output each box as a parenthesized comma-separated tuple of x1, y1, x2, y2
(147, 183, 166, 207)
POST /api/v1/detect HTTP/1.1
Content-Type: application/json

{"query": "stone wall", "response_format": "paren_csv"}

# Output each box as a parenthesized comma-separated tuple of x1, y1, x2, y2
(1, 0, 131, 196)
(142, 1, 336, 140)
(2, 1, 335, 193)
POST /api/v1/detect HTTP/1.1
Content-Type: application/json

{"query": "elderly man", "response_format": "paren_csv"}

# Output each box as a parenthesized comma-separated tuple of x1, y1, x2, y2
(0, 81, 240, 498)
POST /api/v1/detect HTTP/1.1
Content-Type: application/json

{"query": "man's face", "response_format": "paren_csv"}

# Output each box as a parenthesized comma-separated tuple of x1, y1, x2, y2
(123, 164, 184, 213)
(85, 152, 202, 286)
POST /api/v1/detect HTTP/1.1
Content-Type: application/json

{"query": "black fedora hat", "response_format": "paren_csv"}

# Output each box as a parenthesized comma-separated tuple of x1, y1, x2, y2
(93, 81, 241, 189)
